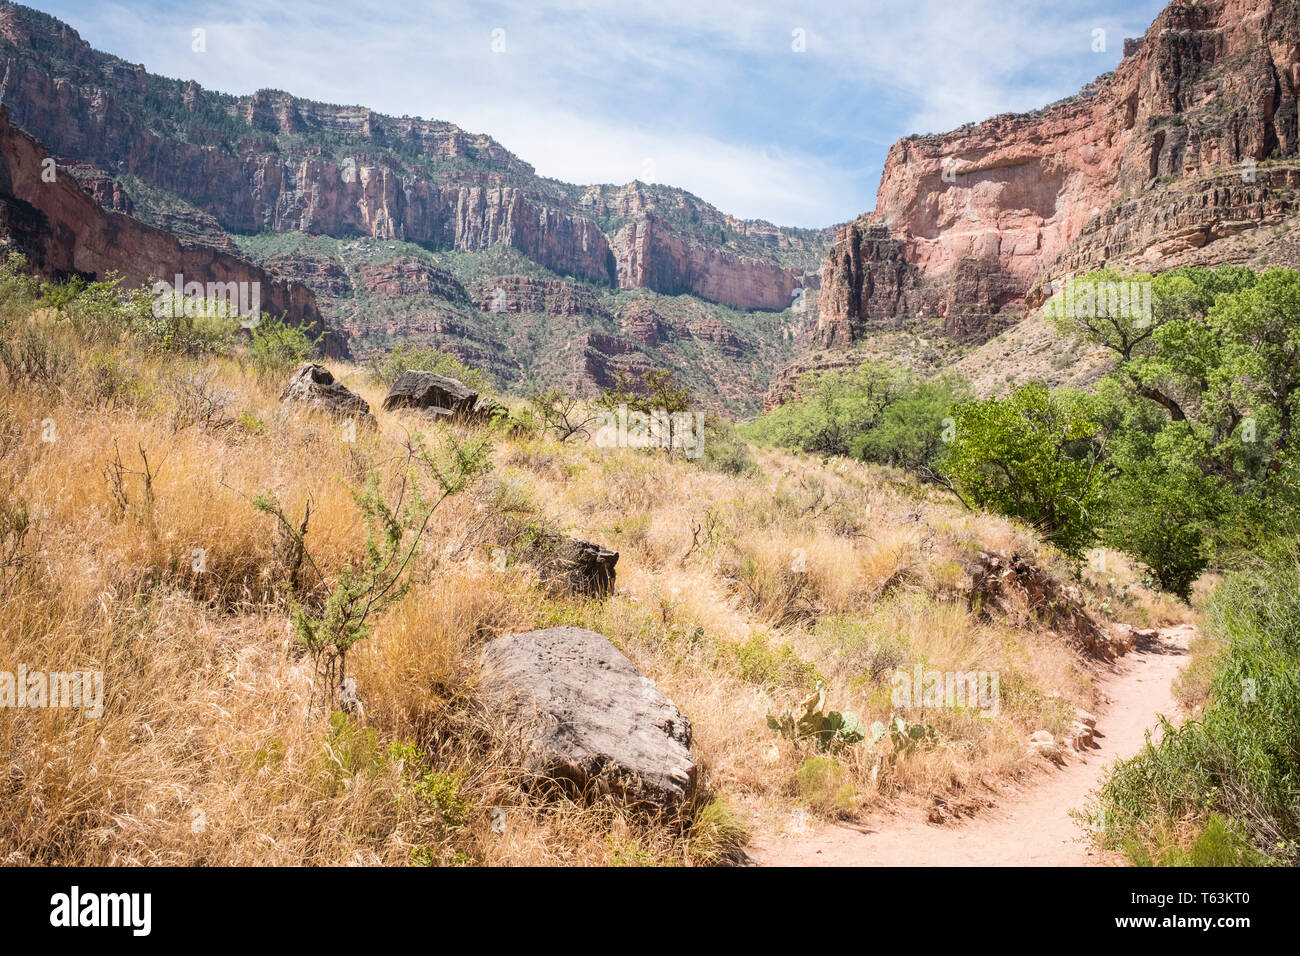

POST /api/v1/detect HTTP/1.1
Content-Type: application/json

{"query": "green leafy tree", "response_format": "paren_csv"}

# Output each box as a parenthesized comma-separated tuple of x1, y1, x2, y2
(599, 367, 691, 414)
(941, 383, 1110, 558)
(1061, 266, 1300, 576)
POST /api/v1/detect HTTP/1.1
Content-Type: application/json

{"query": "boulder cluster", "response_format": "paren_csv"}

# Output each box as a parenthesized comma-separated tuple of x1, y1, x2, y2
(280, 365, 693, 809)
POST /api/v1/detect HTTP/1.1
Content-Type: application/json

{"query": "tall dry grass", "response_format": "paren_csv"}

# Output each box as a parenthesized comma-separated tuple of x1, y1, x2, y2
(0, 297, 1171, 864)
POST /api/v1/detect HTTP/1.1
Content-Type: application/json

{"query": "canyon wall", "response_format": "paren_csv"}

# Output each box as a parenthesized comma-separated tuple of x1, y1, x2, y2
(0, 106, 339, 354)
(0, 3, 825, 312)
(817, 0, 1300, 348)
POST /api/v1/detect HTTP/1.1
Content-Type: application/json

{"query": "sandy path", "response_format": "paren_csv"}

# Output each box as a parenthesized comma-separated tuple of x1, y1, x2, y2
(753, 624, 1195, 866)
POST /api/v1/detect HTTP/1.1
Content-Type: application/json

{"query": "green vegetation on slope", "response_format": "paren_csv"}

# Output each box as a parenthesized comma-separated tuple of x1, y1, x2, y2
(1093, 542, 1300, 866)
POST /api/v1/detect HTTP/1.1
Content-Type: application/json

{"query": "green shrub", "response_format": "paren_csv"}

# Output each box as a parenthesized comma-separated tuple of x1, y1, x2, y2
(1123, 815, 1269, 867)
(693, 415, 760, 477)
(0, 252, 41, 314)
(365, 343, 488, 391)
(248, 313, 319, 378)
(388, 742, 473, 829)
(312, 711, 385, 795)
(728, 633, 821, 691)
(1094, 542, 1300, 865)
(744, 362, 965, 472)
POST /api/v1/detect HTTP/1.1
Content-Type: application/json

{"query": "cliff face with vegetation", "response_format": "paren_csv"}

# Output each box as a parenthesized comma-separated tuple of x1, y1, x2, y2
(0, 1, 829, 310)
(0, 106, 336, 351)
(815, 0, 1300, 354)
(0, 0, 831, 410)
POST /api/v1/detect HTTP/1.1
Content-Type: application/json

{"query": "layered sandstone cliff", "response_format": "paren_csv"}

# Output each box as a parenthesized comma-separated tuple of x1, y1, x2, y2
(0, 2, 826, 312)
(816, 0, 1300, 350)
(609, 218, 797, 310)
(0, 106, 338, 353)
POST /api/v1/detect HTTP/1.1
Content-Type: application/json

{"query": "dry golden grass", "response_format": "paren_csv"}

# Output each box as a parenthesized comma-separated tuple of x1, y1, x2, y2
(0, 303, 1191, 865)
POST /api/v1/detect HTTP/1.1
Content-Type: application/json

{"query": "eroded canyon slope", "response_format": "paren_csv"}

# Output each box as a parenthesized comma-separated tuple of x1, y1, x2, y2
(0, 1, 829, 412)
(776, 0, 1300, 404)
(0, 105, 338, 352)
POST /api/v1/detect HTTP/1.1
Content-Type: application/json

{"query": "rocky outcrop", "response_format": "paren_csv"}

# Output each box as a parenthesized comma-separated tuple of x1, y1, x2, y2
(66, 164, 132, 214)
(1042, 163, 1300, 280)
(525, 534, 619, 598)
(481, 626, 695, 809)
(356, 257, 468, 300)
(816, 0, 1300, 349)
(0, 107, 339, 354)
(473, 275, 609, 317)
(279, 363, 374, 424)
(381, 370, 478, 415)
(961, 550, 1127, 660)
(610, 217, 799, 311)
(620, 303, 671, 346)
(265, 252, 352, 297)
(0, 5, 826, 313)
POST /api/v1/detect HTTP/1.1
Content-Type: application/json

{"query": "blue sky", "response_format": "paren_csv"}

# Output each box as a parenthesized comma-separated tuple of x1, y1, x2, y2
(34, 0, 1167, 227)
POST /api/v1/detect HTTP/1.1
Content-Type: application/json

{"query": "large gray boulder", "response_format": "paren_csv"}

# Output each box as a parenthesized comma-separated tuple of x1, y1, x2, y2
(279, 363, 375, 427)
(482, 627, 696, 809)
(382, 370, 478, 414)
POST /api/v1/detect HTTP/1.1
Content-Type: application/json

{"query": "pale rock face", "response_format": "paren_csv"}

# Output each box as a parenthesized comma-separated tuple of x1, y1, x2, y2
(482, 627, 695, 809)
(609, 218, 798, 311)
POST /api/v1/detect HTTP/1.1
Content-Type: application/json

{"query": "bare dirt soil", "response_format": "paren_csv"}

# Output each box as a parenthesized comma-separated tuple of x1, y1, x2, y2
(752, 624, 1195, 866)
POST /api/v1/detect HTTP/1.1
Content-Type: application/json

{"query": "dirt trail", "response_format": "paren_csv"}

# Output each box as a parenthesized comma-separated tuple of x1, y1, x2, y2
(753, 623, 1195, 866)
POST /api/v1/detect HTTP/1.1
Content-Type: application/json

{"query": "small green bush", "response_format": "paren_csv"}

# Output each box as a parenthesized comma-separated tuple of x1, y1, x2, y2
(795, 757, 857, 816)
(1094, 542, 1300, 865)
(365, 343, 488, 391)
(248, 313, 319, 378)
(689, 797, 749, 864)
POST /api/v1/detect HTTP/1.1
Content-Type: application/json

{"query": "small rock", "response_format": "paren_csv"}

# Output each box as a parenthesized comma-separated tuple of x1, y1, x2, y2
(279, 363, 375, 426)
(523, 532, 618, 598)
(1029, 730, 1054, 744)
(470, 396, 507, 422)
(1075, 709, 1097, 729)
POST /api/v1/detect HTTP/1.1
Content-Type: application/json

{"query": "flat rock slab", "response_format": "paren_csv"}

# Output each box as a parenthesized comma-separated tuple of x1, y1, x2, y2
(482, 627, 696, 810)
(280, 363, 375, 427)
(382, 370, 477, 414)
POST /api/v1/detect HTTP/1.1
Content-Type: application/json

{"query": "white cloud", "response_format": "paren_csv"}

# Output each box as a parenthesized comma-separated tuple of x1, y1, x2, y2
(37, 0, 1166, 226)
(468, 105, 864, 225)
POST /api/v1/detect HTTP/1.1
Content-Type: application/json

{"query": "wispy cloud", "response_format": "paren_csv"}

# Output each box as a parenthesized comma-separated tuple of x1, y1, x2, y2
(34, 0, 1166, 226)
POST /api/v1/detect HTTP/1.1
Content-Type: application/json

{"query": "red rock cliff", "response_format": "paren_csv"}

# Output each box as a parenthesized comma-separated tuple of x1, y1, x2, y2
(0, 4, 825, 312)
(0, 106, 340, 355)
(818, 0, 1300, 347)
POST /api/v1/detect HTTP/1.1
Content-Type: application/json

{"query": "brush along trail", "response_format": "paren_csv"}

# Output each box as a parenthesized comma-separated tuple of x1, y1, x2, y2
(752, 623, 1196, 867)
